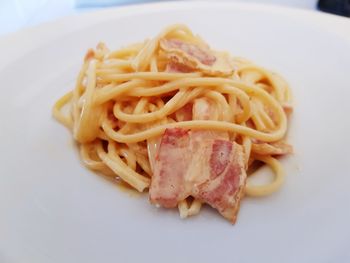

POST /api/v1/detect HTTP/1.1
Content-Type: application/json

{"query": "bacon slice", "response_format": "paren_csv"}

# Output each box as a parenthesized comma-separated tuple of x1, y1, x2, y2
(162, 39, 216, 65)
(192, 97, 217, 120)
(149, 128, 191, 208)
(197, 140, 246, 222)
(192, 98, 229, 140)
(160, 39, 233, 76)
(165, 61, 193, 73)
(149, 129, 246, 223)
(150, 99, 246, 222)
(282, 103, 293, 116)
(175, 103, 193, 122)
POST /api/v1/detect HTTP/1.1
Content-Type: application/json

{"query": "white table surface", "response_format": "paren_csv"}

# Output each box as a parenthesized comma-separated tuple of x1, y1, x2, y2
(0, 0, 318, 37)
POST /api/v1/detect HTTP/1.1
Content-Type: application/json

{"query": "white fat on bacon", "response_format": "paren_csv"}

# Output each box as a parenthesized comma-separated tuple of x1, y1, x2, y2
(149, 99, 247, 223)
(160, 39, 233, 76)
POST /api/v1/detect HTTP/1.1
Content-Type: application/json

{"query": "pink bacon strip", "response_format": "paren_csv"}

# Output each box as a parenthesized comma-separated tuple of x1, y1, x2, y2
(161, 39, 216, 66)
(149, 99, 246, 222)
(149, 128, 191, 208)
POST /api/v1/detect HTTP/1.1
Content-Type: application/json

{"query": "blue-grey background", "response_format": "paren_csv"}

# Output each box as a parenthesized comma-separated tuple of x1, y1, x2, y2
(0, 0, 318, 36)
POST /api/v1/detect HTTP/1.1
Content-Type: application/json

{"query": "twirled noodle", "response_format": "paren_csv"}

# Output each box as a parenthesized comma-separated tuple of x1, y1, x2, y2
(53, 24, 293, 220)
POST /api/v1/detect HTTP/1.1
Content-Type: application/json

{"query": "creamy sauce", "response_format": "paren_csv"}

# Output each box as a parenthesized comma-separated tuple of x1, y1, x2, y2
(101, 173, 142, 197)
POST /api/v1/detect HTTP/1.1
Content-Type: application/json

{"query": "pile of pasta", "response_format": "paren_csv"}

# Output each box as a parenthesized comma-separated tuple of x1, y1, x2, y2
(53, 24, 292, 219)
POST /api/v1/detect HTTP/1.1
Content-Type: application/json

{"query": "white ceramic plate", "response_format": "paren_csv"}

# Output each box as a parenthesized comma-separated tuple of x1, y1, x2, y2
(1, 2, 350, 262)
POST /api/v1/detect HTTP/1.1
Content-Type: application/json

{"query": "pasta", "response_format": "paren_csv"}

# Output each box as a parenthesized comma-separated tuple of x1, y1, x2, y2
(53, 24, 293, 222)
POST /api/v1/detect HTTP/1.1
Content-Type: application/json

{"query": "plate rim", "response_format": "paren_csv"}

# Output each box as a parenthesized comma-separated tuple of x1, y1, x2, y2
(1, 2, 350, 262)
